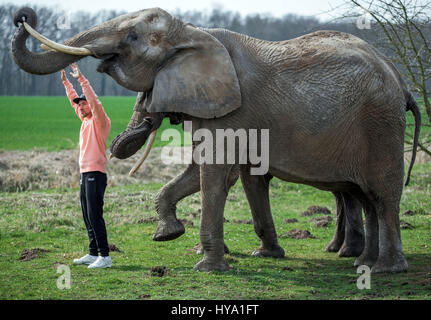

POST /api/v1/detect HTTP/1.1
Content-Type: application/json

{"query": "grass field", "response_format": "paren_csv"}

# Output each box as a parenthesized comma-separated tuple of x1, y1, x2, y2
(0, 96, 184, 151)
(0, 96, 430, 300)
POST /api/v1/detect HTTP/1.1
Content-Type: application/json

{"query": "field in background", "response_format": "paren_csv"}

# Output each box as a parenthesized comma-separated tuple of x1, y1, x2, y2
(0, 96, 428, 152)
(0, 96, 184, 151)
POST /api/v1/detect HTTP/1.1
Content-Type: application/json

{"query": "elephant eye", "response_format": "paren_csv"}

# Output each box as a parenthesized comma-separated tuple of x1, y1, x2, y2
(127, 31, 138, 42)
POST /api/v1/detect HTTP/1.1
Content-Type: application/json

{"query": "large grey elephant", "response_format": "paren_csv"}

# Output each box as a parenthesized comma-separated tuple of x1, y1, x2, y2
(11, 7, 421, 273)
(114, 92, 366, 258)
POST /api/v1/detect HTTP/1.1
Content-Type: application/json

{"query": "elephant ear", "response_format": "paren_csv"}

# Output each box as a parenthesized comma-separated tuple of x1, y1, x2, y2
(147, 26, 241, 119)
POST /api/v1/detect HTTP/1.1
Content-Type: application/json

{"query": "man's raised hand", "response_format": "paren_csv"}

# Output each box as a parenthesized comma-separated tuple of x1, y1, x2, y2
(70, 63, 81, 79)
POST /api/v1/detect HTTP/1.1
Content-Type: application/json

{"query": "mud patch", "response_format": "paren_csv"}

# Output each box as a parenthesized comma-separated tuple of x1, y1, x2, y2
(149, 266, 167, 277)
(179, 219, 194, 227)
(403, 210, 416, 216)
(137, 216, 159, 224)
(19, 248, 49, 261)
(400, 220, 415, 230)
(109, 244, 122, 252)
(301, 206, 331, 217)
(310, 215, 333, 227)
(282, 229, 316, 239)
(232, 219, 253, 225)
(284, 218, 298, 224)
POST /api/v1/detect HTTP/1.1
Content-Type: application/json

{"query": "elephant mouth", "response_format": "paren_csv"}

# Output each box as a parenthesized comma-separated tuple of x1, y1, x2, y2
(96, 53, 118, 74)
(110, 117, 155, 159)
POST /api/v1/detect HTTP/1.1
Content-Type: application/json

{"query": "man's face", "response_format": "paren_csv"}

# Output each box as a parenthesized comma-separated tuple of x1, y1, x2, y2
(78, 100, 92, 118)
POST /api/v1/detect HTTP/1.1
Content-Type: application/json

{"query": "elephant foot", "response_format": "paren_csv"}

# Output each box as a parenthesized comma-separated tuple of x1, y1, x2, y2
(338, 243, 364, 258)
(371, 254, 408, 273)
(196, 243, 230, 255)
(325, 238, 343, 253)
(152, 218, 185, 241)
(354, 250, 379, 268)
(193, 258, 230, 272)
(252, 245, 285, 258)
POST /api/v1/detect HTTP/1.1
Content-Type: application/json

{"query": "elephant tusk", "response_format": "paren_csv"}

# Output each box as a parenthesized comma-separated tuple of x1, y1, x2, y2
(23, 22, 92, 56)
(128, 130, 157, 177)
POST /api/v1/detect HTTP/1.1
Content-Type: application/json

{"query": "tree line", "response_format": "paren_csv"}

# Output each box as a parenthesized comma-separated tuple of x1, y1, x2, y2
(0, 2, 429, 97)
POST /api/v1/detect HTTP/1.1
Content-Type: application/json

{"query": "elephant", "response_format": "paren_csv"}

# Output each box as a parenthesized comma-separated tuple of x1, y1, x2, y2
(114, 91, 366, 258)
(11, 7, 421, 273)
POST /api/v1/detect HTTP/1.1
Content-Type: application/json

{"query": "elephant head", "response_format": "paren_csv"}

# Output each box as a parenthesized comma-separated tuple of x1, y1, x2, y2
(12, 6, 241, 161)
(12, 6, 241, 114)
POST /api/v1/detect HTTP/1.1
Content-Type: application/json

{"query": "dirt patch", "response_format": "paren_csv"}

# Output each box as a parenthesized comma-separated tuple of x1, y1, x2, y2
(301, 206, 331, 217)
(232, 219, 253, 224)
(403, 210, 416, 216)
(282, 229, 316, 239)
(149, 266, 167, 277)
(0, 148, 188, 192)
(282, 266, 294, 271)
(284, 218, 298, 224)
(109, 244, 122, 252)
(400, 220, 415, 230)
(137, 216, 159, 224)
(19, 248, 49, 261)
(310, 215, 333, 227)
(179, 219, 194, 227)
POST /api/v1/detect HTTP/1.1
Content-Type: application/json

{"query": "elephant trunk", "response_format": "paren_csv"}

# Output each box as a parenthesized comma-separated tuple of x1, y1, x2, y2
(11, 7, 111, 75)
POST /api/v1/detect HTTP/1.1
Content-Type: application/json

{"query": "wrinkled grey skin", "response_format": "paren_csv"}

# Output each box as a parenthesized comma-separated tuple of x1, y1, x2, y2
(122, 93, 364, 258)
(12, 7, 421, 273)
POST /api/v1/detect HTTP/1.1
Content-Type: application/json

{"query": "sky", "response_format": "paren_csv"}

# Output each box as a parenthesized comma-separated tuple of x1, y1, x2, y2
(1, 0, 348, 20)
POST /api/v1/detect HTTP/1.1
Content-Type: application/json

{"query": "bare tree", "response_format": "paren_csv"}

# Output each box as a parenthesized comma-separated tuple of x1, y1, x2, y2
(343, 0, 431, 155)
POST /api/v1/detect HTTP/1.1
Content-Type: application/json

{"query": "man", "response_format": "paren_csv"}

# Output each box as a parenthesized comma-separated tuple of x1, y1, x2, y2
(61, 62, 112, 268)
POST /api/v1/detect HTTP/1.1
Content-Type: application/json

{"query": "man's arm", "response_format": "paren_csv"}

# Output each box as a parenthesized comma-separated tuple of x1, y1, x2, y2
(61, 69, 83, 121)
(69, 63, 110, 130)
(78, 75, 110, 129)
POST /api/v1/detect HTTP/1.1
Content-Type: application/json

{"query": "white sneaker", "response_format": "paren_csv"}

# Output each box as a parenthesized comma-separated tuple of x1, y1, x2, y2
(73, 254, 98, 265)
(88, 256, 112, 269)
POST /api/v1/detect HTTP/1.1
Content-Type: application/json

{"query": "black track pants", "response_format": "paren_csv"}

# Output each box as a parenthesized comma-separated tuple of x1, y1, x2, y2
(80, 171, 109, 257)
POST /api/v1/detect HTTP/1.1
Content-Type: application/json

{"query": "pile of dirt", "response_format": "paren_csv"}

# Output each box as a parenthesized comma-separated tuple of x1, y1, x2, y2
(282, 229, 316, 239)
(0, 148, 188, 192)
(108, 244, 122, 252)
(400, 220, 415, 229)
(310, 215, 333, 227)
(300, 206, 332, 217)
(19, 248, 49, 261)
(403, 210, 416, 216)
(284, 218, 298, 224)
(149, 266, 167, 277)
(232, 219, 253, 225)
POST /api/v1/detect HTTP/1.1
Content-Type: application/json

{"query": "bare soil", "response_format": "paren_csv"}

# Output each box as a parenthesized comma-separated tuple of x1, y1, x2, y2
(282, 229, 316, 239)
(19, 248, 50, 261)
(301, 206, 332, 217)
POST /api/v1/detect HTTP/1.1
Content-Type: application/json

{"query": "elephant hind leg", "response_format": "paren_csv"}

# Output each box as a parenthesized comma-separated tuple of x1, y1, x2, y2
(354, 176, 407, 272)
(326, 192, 346, 253)
(337, 192, 364, 258)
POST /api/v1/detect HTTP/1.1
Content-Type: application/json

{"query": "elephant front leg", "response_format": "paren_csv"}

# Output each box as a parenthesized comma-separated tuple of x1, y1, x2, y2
(240, 167, 284, 258)
(338, 192, 364, 257)
(153, 163, 200, 241)
(194, 164, 232, 272)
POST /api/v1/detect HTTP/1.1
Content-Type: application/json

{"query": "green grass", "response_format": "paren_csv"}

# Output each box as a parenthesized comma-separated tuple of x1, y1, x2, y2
(0, 96, 185, 151)
(0, 164, 430, 300)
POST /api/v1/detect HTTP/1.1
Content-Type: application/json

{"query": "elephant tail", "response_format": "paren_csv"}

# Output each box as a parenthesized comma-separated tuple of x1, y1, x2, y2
(405, 92, 421, 186)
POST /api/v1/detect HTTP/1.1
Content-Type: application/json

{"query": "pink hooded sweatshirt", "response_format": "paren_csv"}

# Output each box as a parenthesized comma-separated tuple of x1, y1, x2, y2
(63, 75, 111, 174)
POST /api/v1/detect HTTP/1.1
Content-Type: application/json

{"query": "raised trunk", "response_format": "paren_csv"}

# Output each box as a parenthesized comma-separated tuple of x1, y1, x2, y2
(10, 7, 109, 75)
